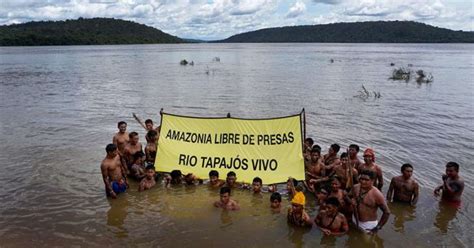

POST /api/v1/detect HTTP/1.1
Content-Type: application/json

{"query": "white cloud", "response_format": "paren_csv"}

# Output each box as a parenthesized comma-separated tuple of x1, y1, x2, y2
(286, 1, 306, 18)
(0, 0, 471, 39)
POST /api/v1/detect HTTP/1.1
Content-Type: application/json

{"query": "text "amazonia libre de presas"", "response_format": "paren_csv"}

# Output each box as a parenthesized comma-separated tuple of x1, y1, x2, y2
(165, 129, 295, 146)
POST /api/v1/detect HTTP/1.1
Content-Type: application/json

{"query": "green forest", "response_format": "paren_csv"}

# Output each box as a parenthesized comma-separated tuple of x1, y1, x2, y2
(219, 21, 474, 43)
(1, 18, 473, 46)
(0, 18, 183, 46)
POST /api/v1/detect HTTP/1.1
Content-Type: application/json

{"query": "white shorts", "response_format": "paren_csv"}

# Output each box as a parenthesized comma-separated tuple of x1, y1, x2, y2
(353, 216, 378, 233)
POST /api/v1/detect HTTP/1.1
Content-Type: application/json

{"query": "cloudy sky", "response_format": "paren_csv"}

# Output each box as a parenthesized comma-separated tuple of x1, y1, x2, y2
(1, 0, 473, 40)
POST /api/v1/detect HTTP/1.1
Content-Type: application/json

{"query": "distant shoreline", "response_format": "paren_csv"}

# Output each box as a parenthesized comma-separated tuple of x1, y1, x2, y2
(1, 18, 473, 46)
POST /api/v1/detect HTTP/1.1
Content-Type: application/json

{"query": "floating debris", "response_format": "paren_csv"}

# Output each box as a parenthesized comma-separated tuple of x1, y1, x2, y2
(389, 67, 433, 83)
(415, 70, 433, 83)
(389, 67, 412, 82)
(354, 85, 381, 100)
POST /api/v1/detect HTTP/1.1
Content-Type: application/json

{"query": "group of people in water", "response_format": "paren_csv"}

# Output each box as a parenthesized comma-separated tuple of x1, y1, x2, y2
(100, 113, 465, 237)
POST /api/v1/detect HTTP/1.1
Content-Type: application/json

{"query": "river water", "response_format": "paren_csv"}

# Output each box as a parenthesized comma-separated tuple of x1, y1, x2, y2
(0, 43, 472, 247)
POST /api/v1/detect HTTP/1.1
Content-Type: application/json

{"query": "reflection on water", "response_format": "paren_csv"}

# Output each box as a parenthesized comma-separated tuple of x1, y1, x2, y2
(106, 197, 129, 238)
(346, 228, 384, 248)
(434, 201, 459, 234)
(287, 224, 312, 248)
(0, 43, 473, 246)
(389, 202, 416, 233)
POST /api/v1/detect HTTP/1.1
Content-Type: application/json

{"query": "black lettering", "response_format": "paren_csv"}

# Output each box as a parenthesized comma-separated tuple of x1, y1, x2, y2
(179, 154, 186, 165)
(241, 158, 248, 170)
(269, 159, 278, 171)
(288, 132, 294, 143)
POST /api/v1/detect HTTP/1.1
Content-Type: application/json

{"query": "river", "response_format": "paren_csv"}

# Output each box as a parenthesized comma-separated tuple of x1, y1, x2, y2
(0, 43, 472, 247)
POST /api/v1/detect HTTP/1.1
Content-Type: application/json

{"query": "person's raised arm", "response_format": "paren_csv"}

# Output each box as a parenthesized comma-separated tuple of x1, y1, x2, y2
(443, 177, 464, 194)
(133, 113, 147, 130)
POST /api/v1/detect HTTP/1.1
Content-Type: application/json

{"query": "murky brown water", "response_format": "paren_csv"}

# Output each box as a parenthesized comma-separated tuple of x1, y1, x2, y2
(0, 43, 472, 247)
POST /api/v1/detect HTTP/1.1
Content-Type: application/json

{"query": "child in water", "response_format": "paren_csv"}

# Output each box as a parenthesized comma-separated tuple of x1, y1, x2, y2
(214, 186, 240, 211)
(270, 192, 282, 213)
(139, 165, 156, 192)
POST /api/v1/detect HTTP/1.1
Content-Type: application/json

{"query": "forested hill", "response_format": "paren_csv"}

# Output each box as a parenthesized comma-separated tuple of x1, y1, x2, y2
(219, 21, 474, 43)
(0, 18, 183, 46)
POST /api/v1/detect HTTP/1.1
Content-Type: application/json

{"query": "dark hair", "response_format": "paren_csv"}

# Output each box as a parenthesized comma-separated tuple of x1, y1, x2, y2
(184, 173, 195, 185)
(129, 132, 139, 138)
(446, 162, 459, 172)
(227, 171, 236, 177)
(105, 143, 117, 153)
(253, 177, 262, 185)
(305, 138, 314, 146)
(170, 170, 182, 179)
(117, 121, 127, 127)
(209, 170, 219, 177)
(349, 144, 360, 152)
(220, 186, 231, 195)
(326, 197, 340, 207)
(311, 146, 321, 154)
(270, 192, 282, 202)
(145, 165, 155, 171)
(287, 178, 298, 187)
(360, 170, 376, 180)
(146, 130, 157, 139)
(145, 119, 153, 125)
(340, 152, 348, 159)
(133, 151, 144, 162)
(331, 144, 340, 153)
(401, 163, 413, 172)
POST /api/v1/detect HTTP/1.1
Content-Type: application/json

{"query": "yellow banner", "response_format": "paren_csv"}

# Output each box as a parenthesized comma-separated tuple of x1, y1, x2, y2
(155, 113, 305, 184)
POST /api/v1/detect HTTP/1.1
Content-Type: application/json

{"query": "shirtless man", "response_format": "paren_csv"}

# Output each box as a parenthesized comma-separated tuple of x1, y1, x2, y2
(351, 170, 390, 234)
(348, 144, 362, 170)
(315, 197, 349, 236)
(112, 121, 129, 155)
(303, 137, 314, 161)
(323, 144, 341, 177)
(100, 144, 128, 199)
(144, 130, 158, 165)
(224, 171, 241, 188)
(138, 165, 156, 192)
(133, 112, 161, 140)
(334, 152, 359, 192)
(358, 148, 383, 190)
(387, 163, 419, 206)
(214, 186, 240, 210)
(434, 162, 464, 203)
(123, 132, 143, 169)
(287, 191, 312, 227)
(208, 170, 225, 188)
(305, 146, 329, 193)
